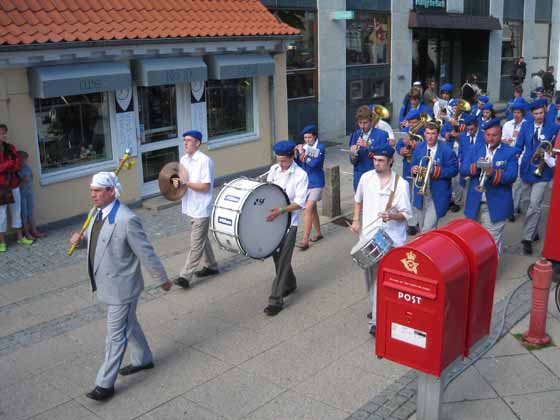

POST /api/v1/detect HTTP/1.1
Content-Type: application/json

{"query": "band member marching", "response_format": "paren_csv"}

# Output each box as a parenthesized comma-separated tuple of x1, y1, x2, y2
(479, 102, 495, 125)
(411, 122, 458, 232)
(264, 141, 308, 316)
(515, 99, 557, 255)
(433, 83, 453, 124)
(502, 102, 527, 220)
(461, 118, 518, 255)
(69, 172, 172, 401)
(396, 109, 423, 235)
(173, 130, 219, 289)
(399, 88, 433, 128)
(348, 105, 390, 191)
(351, 144, 412, 336)
(472, 95, 489, 119)
(295, 124, 325, 250)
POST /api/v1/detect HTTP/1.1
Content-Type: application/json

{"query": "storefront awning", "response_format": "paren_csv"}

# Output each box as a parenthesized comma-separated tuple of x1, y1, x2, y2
(134, 57, 207, 87)
(408, 12, 502, 31)
(28, 62, 131, 98)
(206, 54, 275, 80)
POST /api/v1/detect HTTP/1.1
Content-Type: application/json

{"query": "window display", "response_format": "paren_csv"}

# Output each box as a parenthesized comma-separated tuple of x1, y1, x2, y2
(347, 13, 390, 65)
(207, 78, 254, 140)
(34, 93, 112, 174)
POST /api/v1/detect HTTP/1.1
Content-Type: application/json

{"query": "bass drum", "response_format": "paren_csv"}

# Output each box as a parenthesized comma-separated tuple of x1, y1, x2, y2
(211, 178, 291, 259)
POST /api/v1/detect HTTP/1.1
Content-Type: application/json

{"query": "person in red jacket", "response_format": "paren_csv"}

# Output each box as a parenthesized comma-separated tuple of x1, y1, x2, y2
(0, 124, 34, 252)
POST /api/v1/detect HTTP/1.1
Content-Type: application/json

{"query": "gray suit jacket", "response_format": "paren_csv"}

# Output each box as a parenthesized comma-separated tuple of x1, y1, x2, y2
(85, 201, 168, 305)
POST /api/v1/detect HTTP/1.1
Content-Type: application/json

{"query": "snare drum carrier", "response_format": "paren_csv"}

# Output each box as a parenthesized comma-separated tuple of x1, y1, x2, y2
(350, 174, 400, 269)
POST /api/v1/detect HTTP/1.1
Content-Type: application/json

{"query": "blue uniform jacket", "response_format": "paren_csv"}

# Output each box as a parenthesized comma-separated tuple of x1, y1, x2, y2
(396, 126, 423, 180)
(349, 127, 389, 191)
(546, 104, 558, 127)
(295, 140, 325, 189)
(460, 143, 518, 223)
(514, 121, 556, 183)
(411, 140, 458, 218)
(457, 129, 484, 188)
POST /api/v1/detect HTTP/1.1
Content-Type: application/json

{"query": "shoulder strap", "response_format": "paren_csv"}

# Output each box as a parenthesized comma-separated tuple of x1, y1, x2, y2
(385, 174, 400, 212)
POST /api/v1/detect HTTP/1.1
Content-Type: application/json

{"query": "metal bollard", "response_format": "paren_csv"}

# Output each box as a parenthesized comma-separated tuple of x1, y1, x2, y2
(522, 259, 553, 345)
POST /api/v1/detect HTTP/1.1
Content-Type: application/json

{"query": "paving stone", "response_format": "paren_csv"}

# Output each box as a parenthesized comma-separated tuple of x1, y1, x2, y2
(441, 398, 518, 420)
(27, 400, 100, 420)
(136, 396, 225, 420)
(505, 390, 560, 420)
(443, 367, 497, 403)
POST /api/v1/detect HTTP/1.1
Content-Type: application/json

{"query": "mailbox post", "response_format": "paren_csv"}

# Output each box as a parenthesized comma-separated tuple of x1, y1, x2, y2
(375, 220, 499, 420)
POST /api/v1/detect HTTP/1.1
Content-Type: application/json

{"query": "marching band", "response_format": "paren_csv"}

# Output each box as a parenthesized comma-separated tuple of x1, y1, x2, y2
(70, 80, 560, 401)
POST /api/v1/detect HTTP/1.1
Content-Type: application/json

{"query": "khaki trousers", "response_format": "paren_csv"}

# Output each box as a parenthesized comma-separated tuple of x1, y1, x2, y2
(179, 217, 218, 280)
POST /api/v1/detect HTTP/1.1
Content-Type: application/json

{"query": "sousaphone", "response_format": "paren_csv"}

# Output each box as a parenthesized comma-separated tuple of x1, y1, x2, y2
(158, 162, 188, 201)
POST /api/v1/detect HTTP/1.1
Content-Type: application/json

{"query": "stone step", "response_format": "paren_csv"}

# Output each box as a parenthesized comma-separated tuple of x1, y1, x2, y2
(142, 195, 180, 211)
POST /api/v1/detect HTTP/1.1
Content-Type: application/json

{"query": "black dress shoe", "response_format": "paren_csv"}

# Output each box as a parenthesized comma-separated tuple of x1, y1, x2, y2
(264, 305, 283, 316)
(449, 203, 461, 213)
(119, 362, 154, 376)
(194, 267, 219, 277)
(367, 312, 372, 319)
(282, 286, 297, 298)
(407, 226, 419, 236)
(533, 233, 540, 242)
(508, 215, 516, 222)
(86, 386, 114, 401)
(522, 240, 533, 255)
(369, 325, 376, 337)
(174, 277, 190, 289)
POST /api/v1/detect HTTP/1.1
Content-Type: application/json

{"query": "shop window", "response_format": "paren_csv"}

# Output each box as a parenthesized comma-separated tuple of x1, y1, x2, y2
(34, 93, 112, 174)
(347, 79, 387, 104)
(274, 10, 317, 100)
(206, 78, 254, 140)
(138, 85, 178, 144)
(347, 13, 390, 66)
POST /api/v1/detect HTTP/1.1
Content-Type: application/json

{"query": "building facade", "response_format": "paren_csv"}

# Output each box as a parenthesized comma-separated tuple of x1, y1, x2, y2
(0, 1, 297, 225)
(268, 0, 560, 138)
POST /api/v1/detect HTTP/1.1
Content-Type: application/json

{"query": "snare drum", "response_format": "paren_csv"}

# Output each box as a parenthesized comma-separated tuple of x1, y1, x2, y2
(211, 178, 291, 259)
(350, 228, 394, 269)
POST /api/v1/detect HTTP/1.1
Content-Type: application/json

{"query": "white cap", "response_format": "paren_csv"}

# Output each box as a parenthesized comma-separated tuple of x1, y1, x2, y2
(91, 171, 123, 198)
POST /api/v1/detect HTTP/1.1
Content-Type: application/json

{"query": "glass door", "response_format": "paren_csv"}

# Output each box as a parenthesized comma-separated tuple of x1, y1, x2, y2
(137, 84, 185, 196)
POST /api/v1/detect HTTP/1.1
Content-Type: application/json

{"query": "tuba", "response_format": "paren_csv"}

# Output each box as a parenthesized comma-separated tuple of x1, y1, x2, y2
(530, 140, 554, 177)
(452, 99, 472, 132)
(406, 113, 432, 162)
(414, 154, 434, 196)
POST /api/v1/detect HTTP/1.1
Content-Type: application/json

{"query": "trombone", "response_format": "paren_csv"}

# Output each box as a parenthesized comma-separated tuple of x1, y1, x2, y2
(475, 158, 492, 193)
(530, 140, 554, 177)
(406, 113, 432, 162)
(67, 149, 135, 256)
(414, 154, 434, 196)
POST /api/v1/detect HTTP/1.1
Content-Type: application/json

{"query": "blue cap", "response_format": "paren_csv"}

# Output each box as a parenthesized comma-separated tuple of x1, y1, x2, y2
(405, 109, 421, 121)
(536, 86, 545, 92)
(510, 102, 526, 112)
(478, 95, 489, 103)
(555, 96, 560, 105)
(481, 102, 493, 111)
(530, 98, 548, 110)
(440, 83, 453, 93)
(463, 114, 478, 125)
(482, 118, 501, 130)
(182, 130, 202, 141)
(369, 143, 395, 159)
(300, 124, 318, 136)
(449, 99, 458, 107)
(273, 140, 296, 156)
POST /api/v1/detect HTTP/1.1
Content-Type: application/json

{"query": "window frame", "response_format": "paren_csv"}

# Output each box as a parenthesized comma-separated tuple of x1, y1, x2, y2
(206, 77, 260, 151)
(34, 91, 119, 186)
(346, 11, 391, 67)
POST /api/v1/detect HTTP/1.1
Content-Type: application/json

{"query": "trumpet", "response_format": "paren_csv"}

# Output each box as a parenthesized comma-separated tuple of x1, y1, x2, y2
(530, 140, 554, 177)
(406, 113, 432, 162)
(475, 158, 492, 193)
(414, 154, 434, 196)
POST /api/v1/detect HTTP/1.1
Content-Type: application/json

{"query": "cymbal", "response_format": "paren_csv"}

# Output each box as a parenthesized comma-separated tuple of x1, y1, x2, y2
(158, 162, 188, 201)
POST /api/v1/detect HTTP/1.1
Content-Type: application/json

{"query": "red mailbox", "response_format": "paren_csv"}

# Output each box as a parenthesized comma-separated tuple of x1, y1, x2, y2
(437, 219, 498, 355)
(376, 232, 470, 377)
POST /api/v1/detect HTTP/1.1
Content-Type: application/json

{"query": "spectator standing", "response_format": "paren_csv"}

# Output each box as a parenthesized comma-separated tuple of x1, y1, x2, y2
(531, 70, 544, 98)
(0, 124, 33, 252)
(513, 57, 526, 87)
(423, 79, 437, 110)
(543, 66, 555, 93)
(17, 151, 44, 240)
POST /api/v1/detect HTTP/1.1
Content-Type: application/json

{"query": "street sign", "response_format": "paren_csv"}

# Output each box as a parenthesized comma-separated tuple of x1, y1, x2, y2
(330, 10, 355, 20)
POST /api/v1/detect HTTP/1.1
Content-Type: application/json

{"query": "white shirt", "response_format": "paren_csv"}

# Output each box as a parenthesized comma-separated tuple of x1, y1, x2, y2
(427, 143, 438, 157)
(355, 170, 412, 247)
(180, 150, 214, 218)
(375, 119, 395, 141)
(502, 119, 525, 146)
(433, 99, 450, 122)
(267, 161, 308, 226)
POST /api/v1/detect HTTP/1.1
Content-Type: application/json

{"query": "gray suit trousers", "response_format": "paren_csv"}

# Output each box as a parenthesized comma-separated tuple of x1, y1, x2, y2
(269, 226, 297, 307)
(96, 299, 152, 388)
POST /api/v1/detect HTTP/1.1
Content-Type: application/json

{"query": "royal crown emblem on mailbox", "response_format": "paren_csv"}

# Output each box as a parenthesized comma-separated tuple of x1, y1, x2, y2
(401, 251, 419, 274)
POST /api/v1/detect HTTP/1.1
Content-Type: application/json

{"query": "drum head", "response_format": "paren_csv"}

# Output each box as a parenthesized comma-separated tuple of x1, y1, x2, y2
(238, 183, 290, 258)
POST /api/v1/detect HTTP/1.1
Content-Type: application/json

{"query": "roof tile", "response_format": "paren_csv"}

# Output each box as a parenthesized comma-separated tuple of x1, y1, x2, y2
(0, 0, 299, 45)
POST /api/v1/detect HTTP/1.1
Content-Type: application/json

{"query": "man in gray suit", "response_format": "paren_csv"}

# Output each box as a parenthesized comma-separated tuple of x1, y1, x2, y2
(70, 172, 172, 401)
